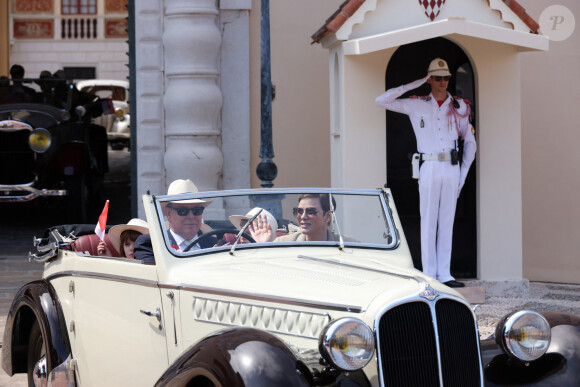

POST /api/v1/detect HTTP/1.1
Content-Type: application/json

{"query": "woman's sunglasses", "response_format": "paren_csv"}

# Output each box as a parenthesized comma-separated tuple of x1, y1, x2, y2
(431, 76, 451, 81)
(293, 207, 318, 216)
(168, 206, 205, 216)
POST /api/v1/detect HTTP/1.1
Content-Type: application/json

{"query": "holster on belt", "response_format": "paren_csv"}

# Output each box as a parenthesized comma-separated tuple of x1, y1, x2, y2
(411, 153, 421, 179)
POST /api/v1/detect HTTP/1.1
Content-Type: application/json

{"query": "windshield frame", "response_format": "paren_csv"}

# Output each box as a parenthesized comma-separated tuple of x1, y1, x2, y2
(153, 187, 400, 256)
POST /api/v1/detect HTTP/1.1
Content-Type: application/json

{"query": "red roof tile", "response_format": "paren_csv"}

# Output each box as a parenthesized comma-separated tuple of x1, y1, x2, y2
(311, 0, 539, 44)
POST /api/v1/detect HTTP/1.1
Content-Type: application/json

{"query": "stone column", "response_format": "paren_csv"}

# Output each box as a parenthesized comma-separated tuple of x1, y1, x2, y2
(163, 0, 223, 195)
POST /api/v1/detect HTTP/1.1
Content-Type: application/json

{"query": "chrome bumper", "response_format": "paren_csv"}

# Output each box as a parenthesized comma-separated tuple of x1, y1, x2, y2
(0, 183, 67, 202)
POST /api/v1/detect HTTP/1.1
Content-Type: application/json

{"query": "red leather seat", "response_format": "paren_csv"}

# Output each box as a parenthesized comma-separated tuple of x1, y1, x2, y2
(72, 234, 121, 257)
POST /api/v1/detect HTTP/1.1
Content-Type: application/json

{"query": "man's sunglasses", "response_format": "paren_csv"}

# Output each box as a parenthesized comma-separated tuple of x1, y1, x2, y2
(293, 207, 318, 216)
(168, 206, 204, 216)
(431, 75, 451, 81)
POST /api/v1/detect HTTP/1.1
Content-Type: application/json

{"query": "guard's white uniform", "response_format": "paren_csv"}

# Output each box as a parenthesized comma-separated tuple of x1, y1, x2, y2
(376, 76, 476, 282)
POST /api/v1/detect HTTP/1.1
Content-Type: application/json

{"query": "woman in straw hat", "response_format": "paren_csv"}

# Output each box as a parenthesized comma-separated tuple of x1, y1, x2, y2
(229, 207, 279, 243)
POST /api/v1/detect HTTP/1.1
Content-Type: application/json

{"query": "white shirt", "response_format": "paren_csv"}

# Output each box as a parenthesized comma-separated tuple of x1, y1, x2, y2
(170, 229, 200, 252)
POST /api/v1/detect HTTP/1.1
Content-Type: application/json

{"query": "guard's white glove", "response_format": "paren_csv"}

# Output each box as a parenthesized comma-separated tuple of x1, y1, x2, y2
(404, 74, 431, 91)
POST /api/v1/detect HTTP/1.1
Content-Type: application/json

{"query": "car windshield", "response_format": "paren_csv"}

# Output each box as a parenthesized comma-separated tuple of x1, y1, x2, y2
(153, 188, 398, 256)
(80, 85, 126, 101)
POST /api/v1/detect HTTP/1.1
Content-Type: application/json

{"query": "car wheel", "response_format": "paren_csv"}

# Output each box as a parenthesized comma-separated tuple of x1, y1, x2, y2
(27, 320, 46, 386)
(110, 142, 124, 151)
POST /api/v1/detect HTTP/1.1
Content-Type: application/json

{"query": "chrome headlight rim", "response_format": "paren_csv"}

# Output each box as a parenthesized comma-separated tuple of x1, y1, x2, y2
(319, 317, 375, 371)
(28, 127, 52, 153)
(496, 310, 551, 362)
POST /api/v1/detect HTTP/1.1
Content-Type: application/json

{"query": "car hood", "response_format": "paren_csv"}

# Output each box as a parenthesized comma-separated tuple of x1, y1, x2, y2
(163, 247, 452, 313)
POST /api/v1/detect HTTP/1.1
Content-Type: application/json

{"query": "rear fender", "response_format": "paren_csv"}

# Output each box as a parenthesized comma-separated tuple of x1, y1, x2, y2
(482, 312, 580, 386)
(1, 280, 71, 376)
(154, 328, 313, 387)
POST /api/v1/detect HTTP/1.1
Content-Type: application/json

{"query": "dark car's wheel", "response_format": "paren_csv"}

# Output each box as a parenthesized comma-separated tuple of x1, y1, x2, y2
(27, 320, 46, 387)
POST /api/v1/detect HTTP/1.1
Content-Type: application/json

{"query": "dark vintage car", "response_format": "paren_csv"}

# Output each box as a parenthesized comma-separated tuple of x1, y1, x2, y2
(0, 79, 109, 223)
(2, 187, 580, 386)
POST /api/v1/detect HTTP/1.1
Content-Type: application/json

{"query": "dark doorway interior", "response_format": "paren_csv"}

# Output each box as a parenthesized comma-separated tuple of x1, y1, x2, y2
(385, 37, 477, 278)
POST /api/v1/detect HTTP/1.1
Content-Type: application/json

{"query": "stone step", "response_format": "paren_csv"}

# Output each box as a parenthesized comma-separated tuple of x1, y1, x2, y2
(456, 286, 486, 304)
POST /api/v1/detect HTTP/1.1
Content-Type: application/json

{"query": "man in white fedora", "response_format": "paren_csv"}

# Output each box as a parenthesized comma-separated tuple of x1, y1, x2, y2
(163, 179, 214, 251)
(375, 58, 476, 288)
(134, 179, 216, 263)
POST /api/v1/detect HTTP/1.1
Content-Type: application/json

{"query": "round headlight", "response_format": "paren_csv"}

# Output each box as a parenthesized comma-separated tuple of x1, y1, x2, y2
(115, 108, 125, 118)
(319, 318, 375, 371)
(28, 128, 52, 153)
(496, 310, 551, 362)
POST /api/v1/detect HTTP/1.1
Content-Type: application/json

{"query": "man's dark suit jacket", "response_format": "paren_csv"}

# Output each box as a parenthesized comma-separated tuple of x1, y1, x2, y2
(134, 231, 217, 264)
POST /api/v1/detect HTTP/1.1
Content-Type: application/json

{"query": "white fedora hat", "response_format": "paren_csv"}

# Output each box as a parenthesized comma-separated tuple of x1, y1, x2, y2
(166, 179, 213, 205)
(108, 218, 149, 254)
(229, 207, 278, 232)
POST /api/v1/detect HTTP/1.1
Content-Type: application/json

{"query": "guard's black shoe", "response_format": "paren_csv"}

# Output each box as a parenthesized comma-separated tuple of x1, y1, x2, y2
(444, 280, 465, 288)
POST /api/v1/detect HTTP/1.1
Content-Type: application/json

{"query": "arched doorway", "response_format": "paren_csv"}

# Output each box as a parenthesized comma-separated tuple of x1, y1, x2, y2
(385, 37, 477, 278)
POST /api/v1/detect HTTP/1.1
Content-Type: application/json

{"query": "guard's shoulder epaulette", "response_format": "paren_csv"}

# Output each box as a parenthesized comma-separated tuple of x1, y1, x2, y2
(453, 96, 471, 105)
(410, 95, 431, 101)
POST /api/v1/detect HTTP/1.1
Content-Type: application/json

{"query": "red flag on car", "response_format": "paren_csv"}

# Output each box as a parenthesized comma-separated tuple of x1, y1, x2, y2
(95, 200, 109, 241)
(102, 98, 115, 115)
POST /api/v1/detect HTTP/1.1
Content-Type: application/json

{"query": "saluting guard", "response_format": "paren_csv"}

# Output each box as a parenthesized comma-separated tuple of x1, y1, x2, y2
(375, 58, 476, 287)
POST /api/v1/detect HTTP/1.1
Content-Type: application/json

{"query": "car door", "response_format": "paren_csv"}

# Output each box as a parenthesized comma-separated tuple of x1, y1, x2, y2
(59, 257, 169, 386)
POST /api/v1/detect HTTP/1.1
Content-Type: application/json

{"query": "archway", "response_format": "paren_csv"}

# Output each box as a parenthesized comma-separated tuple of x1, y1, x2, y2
(385, 37, 477, 278)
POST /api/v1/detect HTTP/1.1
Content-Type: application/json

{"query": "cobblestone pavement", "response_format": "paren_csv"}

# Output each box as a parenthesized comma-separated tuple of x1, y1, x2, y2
(471, 281, 580, 339)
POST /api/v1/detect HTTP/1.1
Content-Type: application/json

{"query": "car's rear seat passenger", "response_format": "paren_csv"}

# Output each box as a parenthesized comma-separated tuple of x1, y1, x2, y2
(72, 234, 121, 257)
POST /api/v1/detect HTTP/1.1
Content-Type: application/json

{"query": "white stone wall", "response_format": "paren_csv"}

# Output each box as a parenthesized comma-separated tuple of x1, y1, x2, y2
(135, 0, 252, 218)
(9, 40, 129, 80)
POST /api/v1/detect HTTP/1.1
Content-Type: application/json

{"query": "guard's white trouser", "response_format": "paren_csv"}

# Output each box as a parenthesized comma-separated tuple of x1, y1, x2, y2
(419, 161, 460, 282)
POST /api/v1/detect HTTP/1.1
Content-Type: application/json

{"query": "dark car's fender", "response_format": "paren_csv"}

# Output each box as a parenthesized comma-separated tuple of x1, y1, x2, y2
(154, 327, 371, 387)
(154, 327, 313, 387)
(1, 279, 71, 377)
(482, 312, 580, 386)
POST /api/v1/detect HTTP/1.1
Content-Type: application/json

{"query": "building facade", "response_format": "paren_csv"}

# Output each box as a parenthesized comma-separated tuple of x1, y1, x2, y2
(5, 0, 580, 285)
(4, 0, 129, 80)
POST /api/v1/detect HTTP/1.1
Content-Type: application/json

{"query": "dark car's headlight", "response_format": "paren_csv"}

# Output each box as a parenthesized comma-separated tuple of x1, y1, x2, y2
(319, 318, 374, 371)
(28, 128, 52, 153)
(496, 310, 551, 362)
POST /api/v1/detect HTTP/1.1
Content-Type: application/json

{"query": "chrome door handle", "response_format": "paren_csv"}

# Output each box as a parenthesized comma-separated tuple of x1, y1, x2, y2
(140, 308, 162, 330)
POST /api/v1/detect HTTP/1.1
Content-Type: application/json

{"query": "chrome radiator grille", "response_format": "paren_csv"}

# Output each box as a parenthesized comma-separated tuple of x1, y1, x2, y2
(377, 299, 481, 387)
(0, 129, 34, 184)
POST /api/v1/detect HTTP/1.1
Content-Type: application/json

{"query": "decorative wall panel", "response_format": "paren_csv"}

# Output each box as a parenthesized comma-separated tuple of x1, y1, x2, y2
(13, 20, 53, 38)
(13, 0, 53, 14)
(105, 19, 128, 38)
(105, 0, 128, 14)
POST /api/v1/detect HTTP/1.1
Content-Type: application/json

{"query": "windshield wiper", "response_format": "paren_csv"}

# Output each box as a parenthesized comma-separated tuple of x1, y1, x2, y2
(230, 208, 263, 255)
(328, 193, 344, 250)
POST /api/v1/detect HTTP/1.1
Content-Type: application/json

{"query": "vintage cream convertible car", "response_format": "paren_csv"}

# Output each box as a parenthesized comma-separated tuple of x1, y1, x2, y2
(2, 188, 580, 386)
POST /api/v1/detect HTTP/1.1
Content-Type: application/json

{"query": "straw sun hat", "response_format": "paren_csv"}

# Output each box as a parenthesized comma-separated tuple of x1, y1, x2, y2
(108, 218, 149, 254)
(229, 207, 278, 232)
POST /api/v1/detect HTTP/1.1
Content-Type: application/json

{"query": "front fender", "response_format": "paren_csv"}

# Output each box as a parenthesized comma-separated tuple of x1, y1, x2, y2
(154, 328, 313, 387)
(482, 312, 580, 386)
(1, 279, 71, 376)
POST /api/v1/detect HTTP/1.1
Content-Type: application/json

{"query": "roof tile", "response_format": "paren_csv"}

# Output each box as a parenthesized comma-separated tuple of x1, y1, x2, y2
(312, 0, 540, 44)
